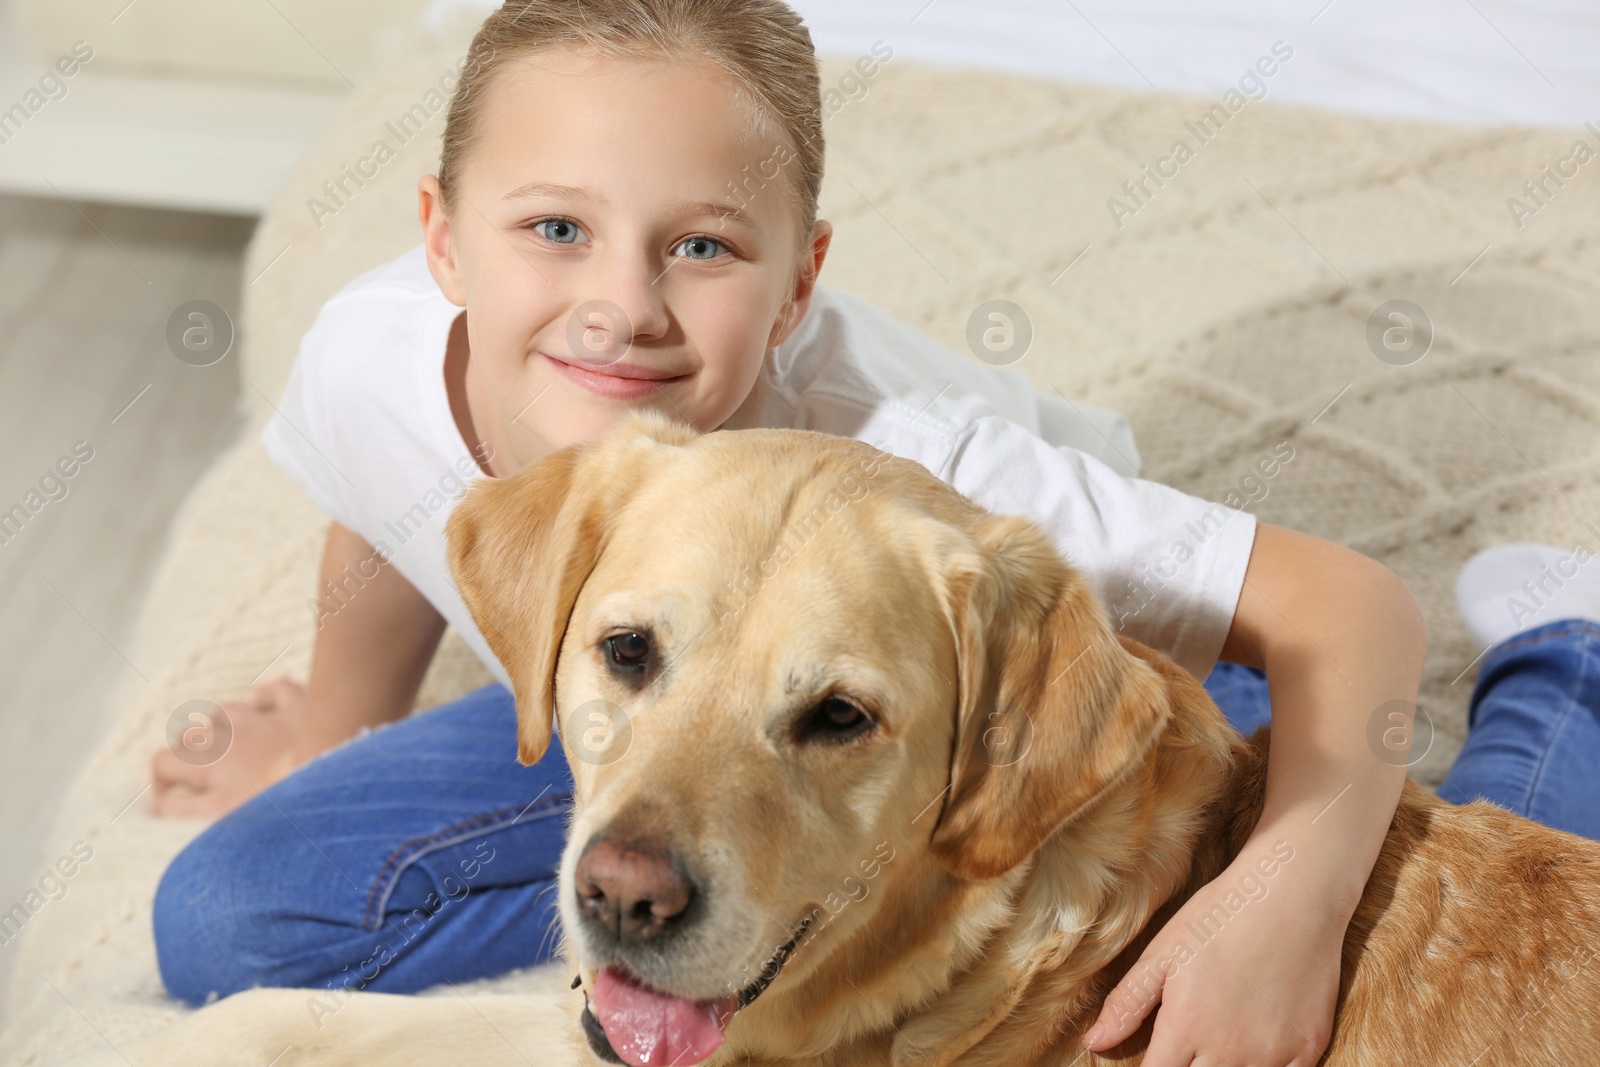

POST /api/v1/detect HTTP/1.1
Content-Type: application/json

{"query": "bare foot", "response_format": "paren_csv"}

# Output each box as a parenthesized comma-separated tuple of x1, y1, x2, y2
(150, 677, 308, 818)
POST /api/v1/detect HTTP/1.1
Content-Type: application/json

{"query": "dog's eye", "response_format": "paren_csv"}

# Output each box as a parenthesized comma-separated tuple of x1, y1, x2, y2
(800, 696, 874, 743)
(604, 632, 652, 673)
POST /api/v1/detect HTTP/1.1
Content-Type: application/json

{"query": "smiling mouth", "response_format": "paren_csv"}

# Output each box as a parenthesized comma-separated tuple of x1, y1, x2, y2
(543, 351, 687, 381)
(542, 351, 690, 401)
(581, 915, 813, 1066)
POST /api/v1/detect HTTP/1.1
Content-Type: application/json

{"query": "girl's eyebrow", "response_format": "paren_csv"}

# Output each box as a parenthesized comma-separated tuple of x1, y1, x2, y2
(502, 180, 597, 203)
(502, 180, 758, 230)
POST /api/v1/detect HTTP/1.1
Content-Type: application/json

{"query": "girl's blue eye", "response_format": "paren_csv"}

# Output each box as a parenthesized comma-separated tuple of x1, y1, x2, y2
(675, 235, 726, 261)
(528, 219, 725, 259)
(532, 218, 585, 245)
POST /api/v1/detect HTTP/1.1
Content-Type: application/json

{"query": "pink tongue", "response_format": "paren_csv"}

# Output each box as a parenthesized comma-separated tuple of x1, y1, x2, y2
(591, 967, 739, 1066)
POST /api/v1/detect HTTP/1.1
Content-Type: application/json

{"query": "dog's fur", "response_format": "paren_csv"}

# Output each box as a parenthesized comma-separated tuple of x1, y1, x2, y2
(439, 411, 1600, 1067)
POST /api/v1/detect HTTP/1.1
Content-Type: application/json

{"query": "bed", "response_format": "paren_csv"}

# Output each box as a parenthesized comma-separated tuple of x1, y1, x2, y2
(4, 3, 1600, 1063)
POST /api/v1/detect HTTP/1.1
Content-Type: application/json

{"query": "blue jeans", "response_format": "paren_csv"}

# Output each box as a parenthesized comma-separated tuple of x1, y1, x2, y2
(1204, 618, 1600, 840)
(153, 620, 1600, 1005)
(153, 684, 573, 1005)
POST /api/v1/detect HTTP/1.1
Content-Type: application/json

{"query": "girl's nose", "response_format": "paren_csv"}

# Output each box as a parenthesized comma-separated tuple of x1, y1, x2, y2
(579, 252, 670, 355)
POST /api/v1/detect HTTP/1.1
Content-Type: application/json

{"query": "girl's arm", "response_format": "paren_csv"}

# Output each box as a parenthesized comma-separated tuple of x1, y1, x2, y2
(151, 521, 446, 817)
(1084, 521, 1428, 1064)
(295, 521, 448, 760)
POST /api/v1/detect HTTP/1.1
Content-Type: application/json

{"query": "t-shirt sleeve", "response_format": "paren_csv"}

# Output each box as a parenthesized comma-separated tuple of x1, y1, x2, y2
(1031, 386, 1144, 479)
(939, 413, 1256, 682)
(260, 313, 359, 532)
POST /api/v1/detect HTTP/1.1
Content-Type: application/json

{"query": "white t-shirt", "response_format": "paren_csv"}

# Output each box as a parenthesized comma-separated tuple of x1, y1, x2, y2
(262, 244, 1255, 687)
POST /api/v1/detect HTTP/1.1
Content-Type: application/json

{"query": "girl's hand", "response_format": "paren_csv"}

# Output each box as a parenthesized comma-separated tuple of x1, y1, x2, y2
(150, 677, 307, 819)
(1083, 846, 1342, 1066)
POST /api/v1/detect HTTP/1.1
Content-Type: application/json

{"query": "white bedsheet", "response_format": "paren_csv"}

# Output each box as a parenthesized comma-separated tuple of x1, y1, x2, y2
(429, 0, 1600, 128)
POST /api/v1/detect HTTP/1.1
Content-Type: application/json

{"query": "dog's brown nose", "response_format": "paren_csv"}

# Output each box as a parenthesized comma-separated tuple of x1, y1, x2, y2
(574, 836, 693, 943)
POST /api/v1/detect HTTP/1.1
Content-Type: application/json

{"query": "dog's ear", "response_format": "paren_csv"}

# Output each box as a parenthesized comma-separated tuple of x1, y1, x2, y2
(928, 514, 1175, 881)
(446, 411, 699, 765)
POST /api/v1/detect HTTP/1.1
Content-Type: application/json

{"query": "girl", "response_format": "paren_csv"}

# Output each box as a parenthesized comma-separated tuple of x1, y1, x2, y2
(146, 3, 1515, 1064)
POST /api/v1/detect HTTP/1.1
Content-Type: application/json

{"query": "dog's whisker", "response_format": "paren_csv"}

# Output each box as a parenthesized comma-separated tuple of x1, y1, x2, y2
(527, 880, 564, 962)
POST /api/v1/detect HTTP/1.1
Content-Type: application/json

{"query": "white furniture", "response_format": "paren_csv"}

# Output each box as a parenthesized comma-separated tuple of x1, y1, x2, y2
(0, 0, 429, 214)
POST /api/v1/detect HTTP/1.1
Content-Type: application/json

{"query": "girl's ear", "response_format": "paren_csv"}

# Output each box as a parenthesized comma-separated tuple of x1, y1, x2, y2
(928, 514, 1176, 881)
(768, 219, 834, 350)
(445, 411, 699, 764)
(418, 174, 467, 307)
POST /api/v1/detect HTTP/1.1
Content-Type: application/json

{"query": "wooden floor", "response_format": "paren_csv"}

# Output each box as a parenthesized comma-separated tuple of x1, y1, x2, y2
(0, 192, 253, 994)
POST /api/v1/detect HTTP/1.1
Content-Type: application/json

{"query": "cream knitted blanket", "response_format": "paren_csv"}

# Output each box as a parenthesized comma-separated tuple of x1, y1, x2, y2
(5, 16, 1600, 1065)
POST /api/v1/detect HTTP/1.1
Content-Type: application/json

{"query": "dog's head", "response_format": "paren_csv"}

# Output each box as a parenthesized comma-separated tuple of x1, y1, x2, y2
(446, 411, 1175, 1066)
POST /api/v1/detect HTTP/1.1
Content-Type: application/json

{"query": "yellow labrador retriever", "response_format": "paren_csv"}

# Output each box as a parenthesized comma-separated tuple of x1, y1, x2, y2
(443, 410, 1600, 1067)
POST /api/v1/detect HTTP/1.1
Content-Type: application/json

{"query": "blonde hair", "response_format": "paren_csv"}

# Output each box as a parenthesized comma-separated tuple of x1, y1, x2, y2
(438, 0, 824, 256)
